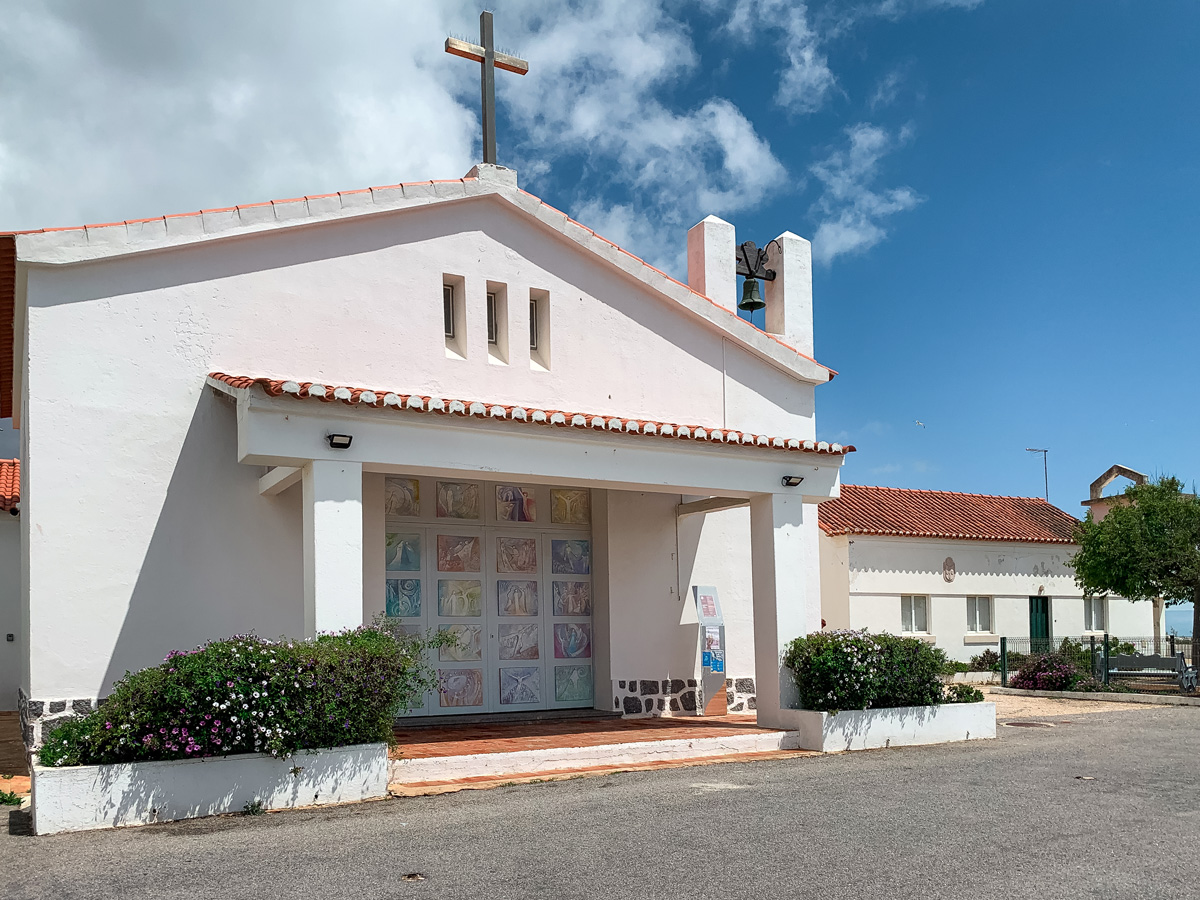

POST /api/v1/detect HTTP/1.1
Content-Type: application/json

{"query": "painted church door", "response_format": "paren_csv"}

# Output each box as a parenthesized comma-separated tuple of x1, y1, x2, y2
(384, 478, 593, 715)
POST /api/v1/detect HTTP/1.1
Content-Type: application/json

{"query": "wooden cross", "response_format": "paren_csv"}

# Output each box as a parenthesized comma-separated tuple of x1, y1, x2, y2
(445, 12, 529, 165)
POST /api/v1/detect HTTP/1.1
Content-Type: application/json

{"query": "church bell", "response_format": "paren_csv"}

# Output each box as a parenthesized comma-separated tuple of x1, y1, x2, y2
(738, 278, 765, 312)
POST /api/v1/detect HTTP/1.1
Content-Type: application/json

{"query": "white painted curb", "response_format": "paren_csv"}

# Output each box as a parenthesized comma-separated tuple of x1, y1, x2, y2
(389, 731, 795, 784)
(32, 743, 388, 835)
(773, 702, 996, 752)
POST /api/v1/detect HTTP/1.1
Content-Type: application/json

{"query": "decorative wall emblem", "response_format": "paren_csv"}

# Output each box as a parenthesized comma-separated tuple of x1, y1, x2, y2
(496, 485, 536, 522)
(555, 665, 592, 702)
(552, 581, 591, 616)
(436, 481, 480, 519)
(438, 669, 483, 707)
(551, 539, 591, 574)
(437, 580, 483, 617)
(496, 537, 538, 573)
(942, 557, 956, 583)
(498, 580, 538, 616)
(385, 578, 421, 618)
(551, 489, 590, 525)
(385, 533, 421, 571)
(437, 535, 480, 572)
(384, 477, 420, 517)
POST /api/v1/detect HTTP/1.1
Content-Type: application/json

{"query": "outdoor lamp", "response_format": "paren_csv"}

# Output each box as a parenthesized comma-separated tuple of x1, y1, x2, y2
(780, 475, 804, 487)
(326, 433, 354, 450)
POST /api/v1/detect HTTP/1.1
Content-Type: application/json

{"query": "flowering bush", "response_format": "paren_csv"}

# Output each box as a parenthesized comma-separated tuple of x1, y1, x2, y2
(38, 622, 444, 767)
(782, 630, 949, 712)
(783, 630, 882, 712)
(1008, 653, 1080, 691)
(944, 683, 985, 703)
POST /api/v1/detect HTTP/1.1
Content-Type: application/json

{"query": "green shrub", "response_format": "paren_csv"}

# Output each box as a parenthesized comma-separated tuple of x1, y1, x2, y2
(1070, 677, 1132, 694)
(0, 790, 22, 806)
(782, 630, 948, 712)
(944, 683, 984, 703)
(942, 660, 972, 675)
(38, 621, 447, 768)
(969, 649, 1001, 672)
(873, 634, 949, 708)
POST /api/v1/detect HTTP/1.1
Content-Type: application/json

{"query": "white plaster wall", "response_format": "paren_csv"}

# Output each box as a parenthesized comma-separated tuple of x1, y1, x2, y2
(681, 504, 754, 678)
(604, 491, 698, 682)
(0, 515, 19, 710)
(16, 199, 825, 705)
(20, 197, 819, 700)
(819, 532, 850, 631)
(842, 535, 1154, 662)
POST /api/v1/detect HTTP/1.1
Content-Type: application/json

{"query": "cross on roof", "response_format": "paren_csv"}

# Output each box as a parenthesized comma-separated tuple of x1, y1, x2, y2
(445, 12, 529, 166)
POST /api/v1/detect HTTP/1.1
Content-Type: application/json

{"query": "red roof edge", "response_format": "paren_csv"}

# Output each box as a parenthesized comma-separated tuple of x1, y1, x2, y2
(0, 235, 13, 420)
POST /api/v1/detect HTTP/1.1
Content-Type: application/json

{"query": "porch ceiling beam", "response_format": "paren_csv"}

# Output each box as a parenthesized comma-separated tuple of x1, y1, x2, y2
(676, 496, 751, 519)
(234, 399, 847, 502)
(258, 465, 302, 496)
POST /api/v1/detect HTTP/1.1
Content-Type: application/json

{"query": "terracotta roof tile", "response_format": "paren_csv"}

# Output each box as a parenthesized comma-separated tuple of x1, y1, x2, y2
(207, 373, 854, 457)
(818, 484, 1079, 544)
(0, 458, 18, 512)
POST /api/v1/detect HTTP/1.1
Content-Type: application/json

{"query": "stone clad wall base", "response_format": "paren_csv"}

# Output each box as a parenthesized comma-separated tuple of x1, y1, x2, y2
(20, 688, 98, 751)
(725, 676, 756, 712)
(31, 743, 388, 835)
(777, 702, 996, 752)
(611, 678, 702, 717)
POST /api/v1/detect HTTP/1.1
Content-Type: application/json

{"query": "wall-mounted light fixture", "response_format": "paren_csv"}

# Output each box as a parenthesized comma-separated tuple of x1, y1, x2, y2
(780, 475, 804, 487)
(326, 433, 353, 450)
(736, 240, 779, 312)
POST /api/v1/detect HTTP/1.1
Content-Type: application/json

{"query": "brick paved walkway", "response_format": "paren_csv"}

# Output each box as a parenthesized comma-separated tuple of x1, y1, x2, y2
(391, 714, 773, 759)
(0, 711, 31, 797)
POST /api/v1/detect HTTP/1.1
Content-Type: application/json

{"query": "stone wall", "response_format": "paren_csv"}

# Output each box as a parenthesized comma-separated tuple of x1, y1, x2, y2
(725, 676, 757, 713)
(19, 688, 98, 751)
(610, 678, 702, 717)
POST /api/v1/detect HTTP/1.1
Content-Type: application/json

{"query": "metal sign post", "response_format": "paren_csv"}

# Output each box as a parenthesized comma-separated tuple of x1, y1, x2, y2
(693, 585, 727, 716)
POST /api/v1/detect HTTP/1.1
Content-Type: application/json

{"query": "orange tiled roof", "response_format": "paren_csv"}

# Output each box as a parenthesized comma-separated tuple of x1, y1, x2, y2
(818, 484, 1079, 544)
(0, 458, 18, 512)
(208, 373, 855, 456)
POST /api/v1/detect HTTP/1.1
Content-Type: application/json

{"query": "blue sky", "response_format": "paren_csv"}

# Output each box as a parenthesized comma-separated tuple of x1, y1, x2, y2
(1, 0, 1197, 522)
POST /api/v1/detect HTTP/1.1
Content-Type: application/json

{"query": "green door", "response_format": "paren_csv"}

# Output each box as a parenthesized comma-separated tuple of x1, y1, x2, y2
(1029, 597, 1051, 654)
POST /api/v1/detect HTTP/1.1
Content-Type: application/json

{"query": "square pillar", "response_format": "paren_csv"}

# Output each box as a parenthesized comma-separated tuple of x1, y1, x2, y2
(750, 491, 820, 728)
(302, 459, 364, 637)
(763, 231, 814, 358)
(687, 215, 737, 310)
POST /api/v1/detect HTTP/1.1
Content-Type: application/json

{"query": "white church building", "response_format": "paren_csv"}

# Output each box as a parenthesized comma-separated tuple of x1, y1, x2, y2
(0, 163, 854, 745)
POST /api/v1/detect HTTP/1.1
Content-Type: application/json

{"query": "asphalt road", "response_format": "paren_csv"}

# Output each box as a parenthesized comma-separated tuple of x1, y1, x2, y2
(3, 706, 1198, 900)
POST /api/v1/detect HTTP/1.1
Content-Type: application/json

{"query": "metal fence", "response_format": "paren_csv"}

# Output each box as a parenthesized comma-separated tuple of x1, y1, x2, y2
(996, 635, 1197, 693)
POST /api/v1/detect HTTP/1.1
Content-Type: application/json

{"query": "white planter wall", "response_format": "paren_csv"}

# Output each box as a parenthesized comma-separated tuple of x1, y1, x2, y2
(32, 743, 387, 835)
(776, 702, 996, 752)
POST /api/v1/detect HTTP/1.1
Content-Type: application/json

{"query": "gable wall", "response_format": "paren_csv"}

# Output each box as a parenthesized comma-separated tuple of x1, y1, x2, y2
(17, 196, 818, 699)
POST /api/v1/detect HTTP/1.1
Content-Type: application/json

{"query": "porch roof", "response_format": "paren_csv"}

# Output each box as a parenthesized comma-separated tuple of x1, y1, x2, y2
(207, 373, 855, 457)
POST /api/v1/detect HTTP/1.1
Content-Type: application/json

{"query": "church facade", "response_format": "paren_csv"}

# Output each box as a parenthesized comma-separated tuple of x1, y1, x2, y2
(1, 164, 852, 743)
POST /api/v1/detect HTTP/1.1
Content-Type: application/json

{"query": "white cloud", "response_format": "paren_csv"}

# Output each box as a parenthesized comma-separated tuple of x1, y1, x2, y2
(808, 123, 923, 264)
(0, 0, 785, 275)
(869, 64, 911, 110)
(724, 1, 837, 114)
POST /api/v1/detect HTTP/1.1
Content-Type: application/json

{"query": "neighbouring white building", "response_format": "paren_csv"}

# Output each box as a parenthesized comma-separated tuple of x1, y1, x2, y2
(818, 485, 1155, 662)
(0, 163, 855, 741)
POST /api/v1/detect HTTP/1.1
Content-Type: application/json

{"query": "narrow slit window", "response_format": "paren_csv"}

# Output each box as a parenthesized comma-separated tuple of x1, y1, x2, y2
(443, 284, 455, 338)
(487, 292, 498, 344)
(529, 298, 539, 350)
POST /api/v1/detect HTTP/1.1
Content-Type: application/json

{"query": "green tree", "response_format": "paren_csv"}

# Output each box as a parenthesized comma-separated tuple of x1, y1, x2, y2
(1070, 477, 1200, 661)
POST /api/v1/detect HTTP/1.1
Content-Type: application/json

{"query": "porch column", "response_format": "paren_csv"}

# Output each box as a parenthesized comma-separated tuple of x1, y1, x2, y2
(750, 492, 820, 728)
(302, 459, 364, 637)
